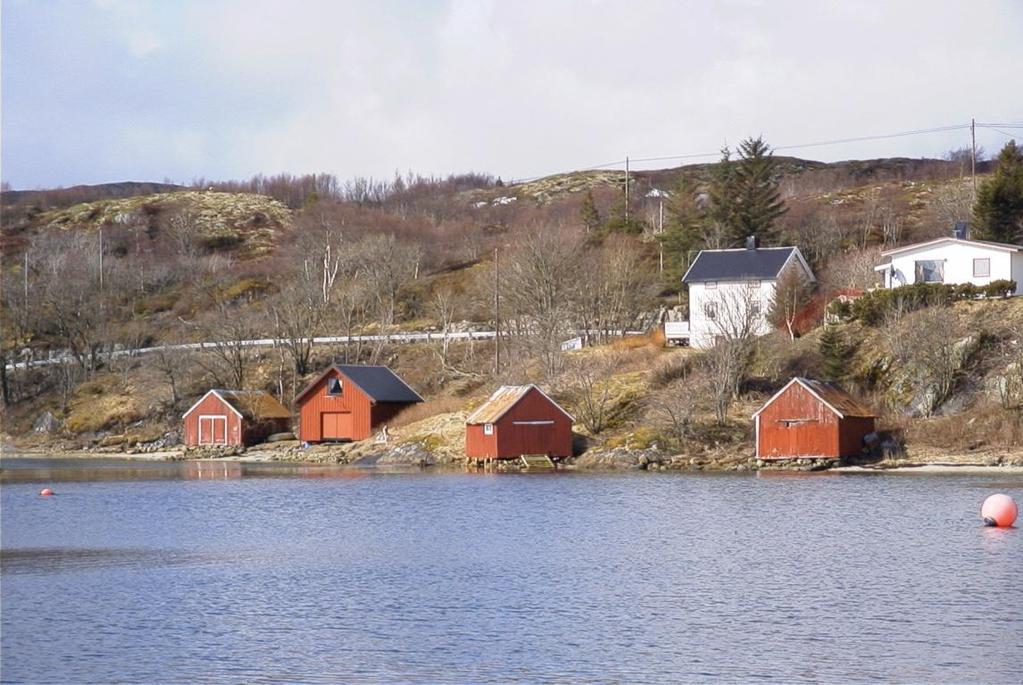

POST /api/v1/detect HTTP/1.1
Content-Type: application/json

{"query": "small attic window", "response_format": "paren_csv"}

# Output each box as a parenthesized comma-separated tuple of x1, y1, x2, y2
(327, 377, 343, 396)
(484, 423, 494, 435)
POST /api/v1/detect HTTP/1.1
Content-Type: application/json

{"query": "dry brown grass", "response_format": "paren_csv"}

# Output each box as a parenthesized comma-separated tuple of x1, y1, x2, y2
(389, 396, 465, 429)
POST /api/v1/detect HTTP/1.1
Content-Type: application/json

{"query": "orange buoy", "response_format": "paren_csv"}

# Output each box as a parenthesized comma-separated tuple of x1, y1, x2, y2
(981, 494, 1018, 527)
(39, 488, 54, 497)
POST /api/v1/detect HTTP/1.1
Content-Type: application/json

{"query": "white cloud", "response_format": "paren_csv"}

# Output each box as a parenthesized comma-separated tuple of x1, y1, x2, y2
(4, 0, 1022, 187)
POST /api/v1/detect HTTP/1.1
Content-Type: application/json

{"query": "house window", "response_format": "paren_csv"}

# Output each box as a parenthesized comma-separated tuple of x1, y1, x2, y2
(704, 302, 717, 320)
(706, 281, 718, 289)
(326, 377, 343, 396)
(974, 258, 991, 278)
(751, 280, 762, 288)
(914, 260, 945, 284)
(484, 423, 494, 435)
(751, 301, 761, 316)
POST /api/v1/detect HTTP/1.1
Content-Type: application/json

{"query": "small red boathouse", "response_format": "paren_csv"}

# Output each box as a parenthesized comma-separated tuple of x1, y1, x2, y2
(182, 389, 291, 447)
(753, 377, 876, 460)
(465, 385, 574, 461)
(295, 365, 423, 443)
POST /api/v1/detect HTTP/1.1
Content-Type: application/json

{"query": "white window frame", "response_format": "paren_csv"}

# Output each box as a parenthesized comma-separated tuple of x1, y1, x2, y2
(704, 302, 717, 320)
(973, 258, 991, 278)
(326, 377, 343, 396)
(705, 281, 718, 289)
(198, 415, 228, 445)
(914, 259, 945, 284)
(483, 423, 494, 435)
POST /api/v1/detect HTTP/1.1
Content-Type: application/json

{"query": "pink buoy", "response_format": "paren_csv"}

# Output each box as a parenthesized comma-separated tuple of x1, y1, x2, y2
(39, 488, 54, 497)
(981, 494, 1018, 527)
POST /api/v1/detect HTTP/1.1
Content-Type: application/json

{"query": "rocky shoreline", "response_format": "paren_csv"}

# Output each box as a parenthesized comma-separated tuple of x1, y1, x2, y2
(5, 435, 1023, 475)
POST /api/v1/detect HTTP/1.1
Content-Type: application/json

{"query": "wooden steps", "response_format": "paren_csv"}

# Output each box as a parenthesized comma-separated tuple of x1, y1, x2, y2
(520, 454, 555, 469)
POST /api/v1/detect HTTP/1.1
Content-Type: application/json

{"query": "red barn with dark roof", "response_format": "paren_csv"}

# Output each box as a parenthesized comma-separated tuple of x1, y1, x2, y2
(465, 385, 574, 461)
(753, 377, 876, 460)
(295, 365, 423, 443)
(182, 389, 291, 447)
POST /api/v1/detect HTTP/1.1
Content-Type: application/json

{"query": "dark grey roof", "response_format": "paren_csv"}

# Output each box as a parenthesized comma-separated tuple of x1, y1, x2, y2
(336, 365, 423, 403)
(682, 247, 798, 283)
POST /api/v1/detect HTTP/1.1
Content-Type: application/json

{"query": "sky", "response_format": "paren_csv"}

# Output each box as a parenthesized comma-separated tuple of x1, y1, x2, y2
(2, 0, 1022, 190)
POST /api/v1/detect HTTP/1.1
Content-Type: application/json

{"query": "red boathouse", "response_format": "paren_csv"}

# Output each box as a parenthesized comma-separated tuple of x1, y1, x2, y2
(182, 389, 292, 447)
(753, 377, 876, 460)
(465, 385, 574, 461)
(295, 365, 423, 443)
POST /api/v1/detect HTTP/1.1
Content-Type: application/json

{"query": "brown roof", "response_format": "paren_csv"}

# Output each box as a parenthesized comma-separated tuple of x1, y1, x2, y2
(466, 385, 574, 424)
(215, 390, 291, 421)
(753, 378, 875, 419)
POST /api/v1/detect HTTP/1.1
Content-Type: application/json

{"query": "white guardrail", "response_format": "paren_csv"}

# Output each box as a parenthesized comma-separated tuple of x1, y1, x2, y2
(5, 329, 647, 371)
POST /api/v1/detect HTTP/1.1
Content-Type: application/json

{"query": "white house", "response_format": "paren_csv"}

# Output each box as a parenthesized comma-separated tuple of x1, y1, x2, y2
(874, 236, 1023, 294)
(678, 241, 815, 349)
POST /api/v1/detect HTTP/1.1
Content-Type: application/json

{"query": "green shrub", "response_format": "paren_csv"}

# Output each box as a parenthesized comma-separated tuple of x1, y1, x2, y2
(983, 279, 1016, 298)
(826, 298, 853, 323)
(851, 280, 1017, 326)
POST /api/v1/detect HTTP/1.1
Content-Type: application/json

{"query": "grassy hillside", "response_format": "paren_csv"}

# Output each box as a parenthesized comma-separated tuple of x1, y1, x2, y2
(32, 191, 292, 258)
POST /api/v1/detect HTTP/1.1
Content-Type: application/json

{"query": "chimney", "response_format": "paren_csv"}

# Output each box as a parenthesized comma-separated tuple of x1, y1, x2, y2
(745, 235, 759, 250)
(953, 221, 969, 240)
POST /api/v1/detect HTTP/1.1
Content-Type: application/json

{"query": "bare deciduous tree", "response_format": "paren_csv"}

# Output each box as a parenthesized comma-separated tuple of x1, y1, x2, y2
(702, 285, 761, 423)
(884, 307, 973, 417)
(561, 352, 622, 434)
(647, 370, 708, 447)
(501, 227, 583, 378)
(769, 266, 815, 340)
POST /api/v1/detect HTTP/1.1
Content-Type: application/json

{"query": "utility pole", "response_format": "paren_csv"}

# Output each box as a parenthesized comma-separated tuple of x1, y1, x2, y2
(98, 227, 104, 292)
(971, 117, 978, 200)
(493, 247, 500, 375)
(624, 156, 630, 224)
(658, 197, 664, 273)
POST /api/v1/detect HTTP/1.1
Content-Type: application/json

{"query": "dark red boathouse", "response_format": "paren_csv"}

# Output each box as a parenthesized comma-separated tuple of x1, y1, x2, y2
(465, 385, 574, 461)
(753, 377, 876, 460)
(295, 365, 423, 443)
(182, 389, 291, 447)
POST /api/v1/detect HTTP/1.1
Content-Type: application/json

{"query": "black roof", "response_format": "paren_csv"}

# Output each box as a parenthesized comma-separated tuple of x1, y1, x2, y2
(682, 247, 799, 283)
(336, 365, 423, 403)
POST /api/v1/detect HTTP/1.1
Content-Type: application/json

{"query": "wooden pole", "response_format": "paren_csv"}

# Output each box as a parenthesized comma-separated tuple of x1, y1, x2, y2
(493, 247, 500, 375)
(624, 156, 630, 224)
(971, 117, 977, 200)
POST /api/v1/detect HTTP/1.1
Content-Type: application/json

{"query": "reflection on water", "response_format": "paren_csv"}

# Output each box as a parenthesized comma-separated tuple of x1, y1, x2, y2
(1, 462, 1021, 684)
(0, 547, 223, 574)
(0, 457, 380, 484)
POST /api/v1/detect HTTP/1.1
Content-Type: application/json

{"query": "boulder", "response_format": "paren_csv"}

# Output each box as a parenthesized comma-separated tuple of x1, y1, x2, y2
(32, 411, 62, 434)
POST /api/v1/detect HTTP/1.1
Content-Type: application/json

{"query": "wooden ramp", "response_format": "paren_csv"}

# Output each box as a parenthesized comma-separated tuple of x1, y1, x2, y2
(520, 454, 555, 469)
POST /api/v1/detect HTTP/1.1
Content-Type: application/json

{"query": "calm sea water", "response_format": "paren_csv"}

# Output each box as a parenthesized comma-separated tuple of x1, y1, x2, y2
(1, 460, 1021, 684)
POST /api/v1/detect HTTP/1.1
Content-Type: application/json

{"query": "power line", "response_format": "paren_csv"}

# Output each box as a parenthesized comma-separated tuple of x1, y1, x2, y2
(508, 120, 1011, 184)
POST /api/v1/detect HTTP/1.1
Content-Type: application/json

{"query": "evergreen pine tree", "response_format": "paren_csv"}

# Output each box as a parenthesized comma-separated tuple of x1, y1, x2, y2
(705, 146, 739, 245)
(730, 136, 786, 246)
(818, 324, 848, 382)
(657, 174, 705, 288)
(974, 140, 1023, 244)
(579, 189, 602, 234)
(602, 188, 645, 235)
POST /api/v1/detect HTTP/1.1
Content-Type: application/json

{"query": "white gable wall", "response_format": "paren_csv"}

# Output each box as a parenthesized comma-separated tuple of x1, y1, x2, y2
(883, 242, 1023, 294)
(689, 279, 776, 348)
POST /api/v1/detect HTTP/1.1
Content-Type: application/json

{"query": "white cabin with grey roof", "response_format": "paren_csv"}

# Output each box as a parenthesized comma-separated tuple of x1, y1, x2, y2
(873, 235, 1023, 294)
(674, 240, 815, 349)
